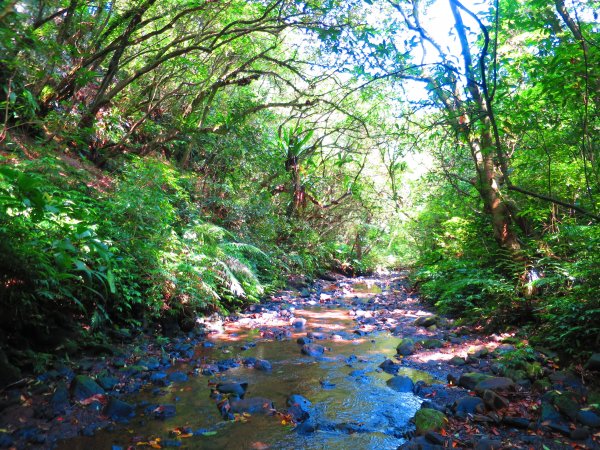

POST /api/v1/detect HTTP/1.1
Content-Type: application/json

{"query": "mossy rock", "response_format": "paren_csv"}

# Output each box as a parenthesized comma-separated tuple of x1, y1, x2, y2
(533, 378, 551, 393)
(501, 337, 522, 345)
(554, 393, 580, 421)
(421, 339, 444, 349)
(396, 339, 415, 356)
(414, 315, 439, 328)
(70, 375, 105, 401)
(414, 408, 447, 435)
(524, 362, 543, 380)
(458, 372, 492, 390)
(502, 368, 528, 383)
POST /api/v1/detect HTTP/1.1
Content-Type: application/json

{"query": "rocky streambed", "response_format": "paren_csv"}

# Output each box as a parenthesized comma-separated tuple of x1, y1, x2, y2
(0, 273, 599, 449)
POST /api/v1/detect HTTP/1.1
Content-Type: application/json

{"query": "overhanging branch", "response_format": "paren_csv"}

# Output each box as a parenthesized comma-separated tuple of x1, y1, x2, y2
(507, 185, 600, 221)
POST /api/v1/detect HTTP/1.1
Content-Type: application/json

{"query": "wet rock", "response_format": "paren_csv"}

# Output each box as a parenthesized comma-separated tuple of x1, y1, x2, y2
(547, 420, 571, 435)
(540, 401, 562, 422)
(448, 356, 466, 366)
(150, 404, 177, 420)
(296, 337, 312, 345)
(474, 377, 514, 394)
(398, 436, 443, 450)
(458, 372, 492, 390)
(216, 382, 248, 398)
(424, 431, 446, 445)
(379, 359, 401, 374)
(545, 391, 581, 421)
(217, 358, 240, 371)
(253, 359, 272, 372)
(348, 369, 367, 378)
(482, 389, 510, 410)
(0, 431, 14, 448)
(578, 409, 600, 427)
(287, 395, 311, 422)
(287, 394, 311, 410)
(50, 382, 70, 415)
(295, 417, 318, 434)
(453, 396, 484, 418)
(168, 371, 188, 383)
(70, 375, 105, 401)
(291, 318, 307, 329)
(549, 371, 586, 392)
(396, 338, 415, 356)
(97, 375, 119, 391)
(104, 397, 135, 421)
(386, 375, 414, 393)
(301, 344, 325, 357)
(414, 315, 438, 328)
(307, 331, 326, 340)
(229, 397, 274, 415)
(335, 422, 373, 434)
(150, 372, 169, 386)
(570, 427, 590, 440)
(345, 355, 358, 365)
(474, 438, 502, 450)
(502, 416, 531, 429)
(320, 380, 336, 389)
(139, 357, 161, 371)
(414, 408, 447, 435)
(584, 353, 600, 371)
(14, 426, 45, 444)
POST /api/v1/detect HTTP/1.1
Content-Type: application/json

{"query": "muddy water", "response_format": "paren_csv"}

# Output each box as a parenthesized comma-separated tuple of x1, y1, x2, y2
(58, 280, 436, 450)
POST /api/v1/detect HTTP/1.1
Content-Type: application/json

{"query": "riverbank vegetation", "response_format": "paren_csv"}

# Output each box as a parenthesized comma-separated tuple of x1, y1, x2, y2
(1, 0, 598, 378)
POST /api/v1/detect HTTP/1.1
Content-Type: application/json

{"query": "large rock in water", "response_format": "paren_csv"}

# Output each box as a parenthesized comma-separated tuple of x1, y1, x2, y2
(216, 382, 248, 398)
(253, 359, 272, 372)
(386, 375, 415, 393)
(396, 338, 415, 356)
(70, 375, 105, 401)
(286, 394, 312, 422)
(414, 408, 447, 435)
(103, 397, 135, 421)
(379, 359, 401, 374)
(301, 344, 325, 357)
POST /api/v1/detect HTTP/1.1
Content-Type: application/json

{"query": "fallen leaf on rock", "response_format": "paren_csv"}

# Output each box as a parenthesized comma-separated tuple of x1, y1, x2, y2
(251, 442, 269, 449)
(79, 394, 107, 406)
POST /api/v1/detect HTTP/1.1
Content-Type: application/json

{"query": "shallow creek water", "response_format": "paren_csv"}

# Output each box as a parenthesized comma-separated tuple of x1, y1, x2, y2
(58, 278, 438, 450)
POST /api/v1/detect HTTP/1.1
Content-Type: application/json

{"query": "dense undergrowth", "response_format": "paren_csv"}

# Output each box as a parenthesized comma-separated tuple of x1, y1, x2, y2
(399, 186, 600, 359)
(0, 138, 364, 373)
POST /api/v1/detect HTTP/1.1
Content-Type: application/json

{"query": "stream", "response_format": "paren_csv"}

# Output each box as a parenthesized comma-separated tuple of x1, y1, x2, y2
(56, 273, 441, 450)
